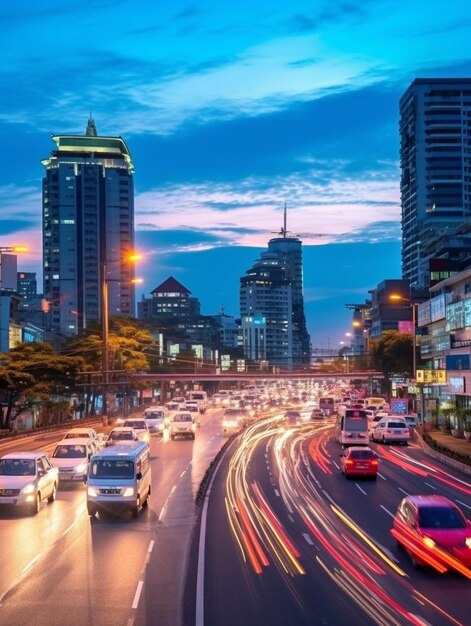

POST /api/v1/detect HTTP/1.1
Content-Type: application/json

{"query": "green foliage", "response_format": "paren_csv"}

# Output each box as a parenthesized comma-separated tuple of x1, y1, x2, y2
(0, 342, 84, 429)
(370, 331, 413, 378)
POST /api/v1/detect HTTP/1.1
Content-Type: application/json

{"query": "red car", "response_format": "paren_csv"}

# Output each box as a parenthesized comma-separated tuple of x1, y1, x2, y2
(392, 495, 471, 577)
(340, 446, 378, 479)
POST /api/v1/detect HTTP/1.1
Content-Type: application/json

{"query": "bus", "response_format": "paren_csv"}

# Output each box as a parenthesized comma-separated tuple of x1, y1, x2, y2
(335, 409, 369, 447)
(318, 397, 336, 415)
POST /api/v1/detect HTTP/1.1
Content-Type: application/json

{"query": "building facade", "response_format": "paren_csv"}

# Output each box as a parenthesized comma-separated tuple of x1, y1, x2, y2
(240, 250, 294, 368)
(41, 116, 135, 337)
(400, 79, 471, 290)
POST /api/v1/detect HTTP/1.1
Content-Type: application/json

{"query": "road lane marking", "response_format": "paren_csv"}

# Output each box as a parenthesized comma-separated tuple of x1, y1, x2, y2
(456, 499, 471, 511)
(132, 580, 144, 609)
(170, 485, 177, 495)
(355, 483, 367, 496)
(380, 505, 394, 517)
(425, 482, 437, 490)
(398, 487, 409, 496)
(377, 472, 386, 480)
(180, 470, 186, 478)
(147, 540, 154, 553)
(332, 461, 340, 470)
(158, 506, 167, 521)
(302, 533, 314, 545)
(274, 489, 280, 497)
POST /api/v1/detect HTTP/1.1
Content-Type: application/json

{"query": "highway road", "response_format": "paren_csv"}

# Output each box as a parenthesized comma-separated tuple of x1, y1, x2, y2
(0, 409, 226, 626)
(2, 407, 471, 626)
(197, 414, 471, 626)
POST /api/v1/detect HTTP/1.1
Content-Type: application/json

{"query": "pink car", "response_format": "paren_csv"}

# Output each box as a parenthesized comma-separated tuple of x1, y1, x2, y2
(392, 495, 471, 576)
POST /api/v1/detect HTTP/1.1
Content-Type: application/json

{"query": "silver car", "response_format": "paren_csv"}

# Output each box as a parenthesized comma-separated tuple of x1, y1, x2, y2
(371, 418, 410, 444)
(0, 451, 59, 514)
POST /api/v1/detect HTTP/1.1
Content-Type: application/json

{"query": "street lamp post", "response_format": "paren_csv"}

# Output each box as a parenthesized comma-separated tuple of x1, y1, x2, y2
(101, 253, 142, 424)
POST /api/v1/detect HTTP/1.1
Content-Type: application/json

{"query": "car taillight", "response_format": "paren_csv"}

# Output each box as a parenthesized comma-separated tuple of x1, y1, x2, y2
(370, 459, 378, 466)
(345, 460, 354, 466)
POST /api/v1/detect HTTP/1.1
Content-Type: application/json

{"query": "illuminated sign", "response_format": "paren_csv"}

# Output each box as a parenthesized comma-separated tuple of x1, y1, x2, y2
(448, 377, 465, 394)
(416, 370, 446, 384)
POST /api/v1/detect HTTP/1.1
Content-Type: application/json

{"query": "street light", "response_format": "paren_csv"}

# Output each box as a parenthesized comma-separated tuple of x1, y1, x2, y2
(389, 294, 417, 378)
(101, 253, 142, 423)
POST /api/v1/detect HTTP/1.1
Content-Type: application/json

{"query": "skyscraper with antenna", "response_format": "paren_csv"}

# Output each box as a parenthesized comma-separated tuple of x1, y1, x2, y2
(240, 204, 311, 368)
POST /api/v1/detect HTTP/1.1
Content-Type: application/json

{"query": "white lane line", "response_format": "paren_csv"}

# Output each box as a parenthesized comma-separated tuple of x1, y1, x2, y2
(180, 470, 186, 478)
(158, 506, 167, 521)
(456, 499, 471, 511)
(424, 482, 437, 490)
(303, 533, 314, 545)
(274, 489, 280, 497)
(132, 580, 144, 609)
(288, 514, 295, 523)
(355, 483, 367, 496)
(147, 540, 155, 553)
(170, 485, 177, 495)
(398, 487, 409, 496)
(332, 461, 340, 470)
(377, 472, 386, 480)
(380, 505, 394, 517)
(22, 554, 42, 574)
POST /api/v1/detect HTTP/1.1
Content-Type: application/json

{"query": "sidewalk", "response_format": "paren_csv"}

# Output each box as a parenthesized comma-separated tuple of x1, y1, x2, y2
(415, 427, 471, 476)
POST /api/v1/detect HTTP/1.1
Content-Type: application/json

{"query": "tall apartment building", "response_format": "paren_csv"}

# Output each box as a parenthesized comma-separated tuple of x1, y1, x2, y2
(400, 79, 471, 290)
(240, 251, 293, 368)
(41, 117, 135, 336)
(267, 234, 311, 364)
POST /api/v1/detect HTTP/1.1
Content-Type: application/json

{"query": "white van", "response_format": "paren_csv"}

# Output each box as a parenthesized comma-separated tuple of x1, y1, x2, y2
(86, 442, 151, 518)
(188, 391, 207, 413)
(143, 406, 169, 435)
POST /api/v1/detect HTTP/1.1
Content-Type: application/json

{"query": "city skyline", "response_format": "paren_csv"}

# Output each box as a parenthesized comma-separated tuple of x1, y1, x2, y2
(1, 1, 471, 347)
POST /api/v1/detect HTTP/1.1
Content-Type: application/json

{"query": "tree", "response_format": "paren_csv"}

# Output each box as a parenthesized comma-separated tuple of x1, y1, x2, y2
(369, 331, 413, 393)
(0, 342, 84, 429)
(64, 318, 158, 413)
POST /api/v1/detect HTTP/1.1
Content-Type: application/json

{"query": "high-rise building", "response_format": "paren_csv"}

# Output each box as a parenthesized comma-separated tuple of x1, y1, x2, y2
(41, 116, 135, 337)
(17, 272, 37, 301)
(267, 234, 311, 364)
(240, 251, 293, 368)
(400, 78, 471, 290)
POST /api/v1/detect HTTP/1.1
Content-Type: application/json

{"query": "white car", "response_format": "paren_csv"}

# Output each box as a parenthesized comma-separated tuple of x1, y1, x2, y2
(169, 412, 196, 440)
(0, 451, 59, 514)
(51, 438, 94, 482)
(371, 417, 410, 444)
(61, 427, 100, 452)
(121, 418, 150, 443)
(143, 406, 170, 435)
(105, 427, 140, 446)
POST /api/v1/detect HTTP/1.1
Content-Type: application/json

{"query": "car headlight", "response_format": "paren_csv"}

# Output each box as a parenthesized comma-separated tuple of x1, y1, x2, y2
(21, 483, 36, 494)
(75, 463, 88, 474)
(87, 486, 99, 497)
(123, 487, 134, 497)
(465, 538, 471, 549)
(423, 537, 436, 549)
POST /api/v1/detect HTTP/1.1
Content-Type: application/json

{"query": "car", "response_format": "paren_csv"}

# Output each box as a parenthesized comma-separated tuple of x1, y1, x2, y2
(121, 418, 150, 443)
(61, 427, 100, 452)
(371, 417, 410, 444)
(340, 446, 378, 479)
(169, 412, 196, 440)
(403, 415, 418, 432)
(143, 406, 170, 435)
(391, 495, 471, 574)
(310, 409, 325, 420)
(284, 410, 302, 424)
(51, 438, 94, 482)
(105, 427, 140, 446)
(0, 451, 59, 514)
(367, 414, 383, 435)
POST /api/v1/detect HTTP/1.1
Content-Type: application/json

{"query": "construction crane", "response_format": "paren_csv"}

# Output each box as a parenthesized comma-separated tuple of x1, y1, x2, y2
(269, 203, 329, 239)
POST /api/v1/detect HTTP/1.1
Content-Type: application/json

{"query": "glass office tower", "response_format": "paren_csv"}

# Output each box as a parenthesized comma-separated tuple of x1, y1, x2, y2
(42, 117, 135, 336)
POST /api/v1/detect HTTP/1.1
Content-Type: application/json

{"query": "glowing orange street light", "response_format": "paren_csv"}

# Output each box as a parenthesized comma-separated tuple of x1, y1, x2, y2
(389, 293, 417, 378)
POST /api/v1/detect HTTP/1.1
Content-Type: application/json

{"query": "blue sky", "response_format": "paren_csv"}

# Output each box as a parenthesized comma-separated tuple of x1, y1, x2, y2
(1, 0, 471, 348)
